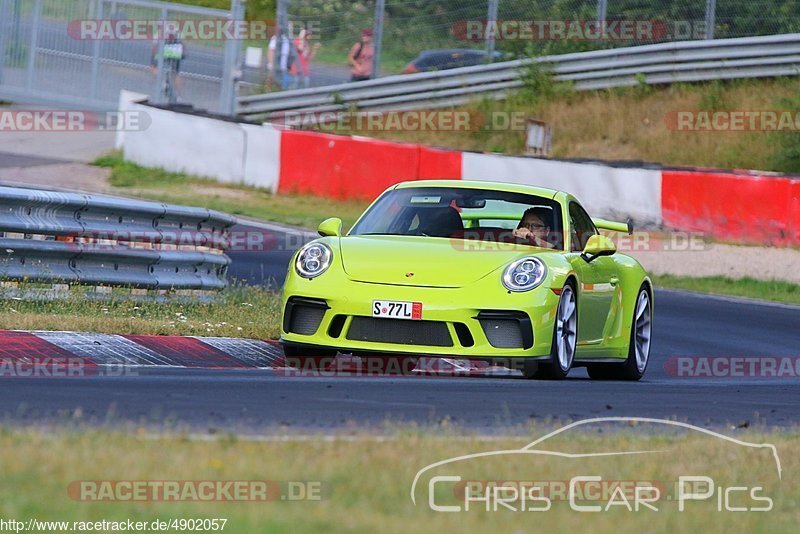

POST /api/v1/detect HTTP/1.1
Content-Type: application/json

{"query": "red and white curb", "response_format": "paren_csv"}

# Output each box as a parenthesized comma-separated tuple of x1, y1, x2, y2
(0, 330, 282, 369)
(0, 330, 517, 377)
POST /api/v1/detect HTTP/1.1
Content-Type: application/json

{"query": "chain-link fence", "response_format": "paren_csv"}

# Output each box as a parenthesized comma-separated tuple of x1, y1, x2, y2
(2, 0, 798, 112)
(281, 0, 800, 81)
(0, 0, 237, 112)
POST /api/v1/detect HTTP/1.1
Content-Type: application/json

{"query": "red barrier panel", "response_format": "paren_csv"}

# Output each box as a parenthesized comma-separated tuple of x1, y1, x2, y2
(662, 170, 797, 246)
(418, 146, 462, 180)
(791, 180, 800, 245)
(279, 131, 407, 200)
(279, 131, 461, 201)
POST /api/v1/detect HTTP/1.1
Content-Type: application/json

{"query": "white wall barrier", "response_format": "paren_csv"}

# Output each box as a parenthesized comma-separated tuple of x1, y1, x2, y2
(461, 152, 663, 225)
(117, 91, 280, 191)
(241, 123, 281, 189)
(118, 91, 663, 224)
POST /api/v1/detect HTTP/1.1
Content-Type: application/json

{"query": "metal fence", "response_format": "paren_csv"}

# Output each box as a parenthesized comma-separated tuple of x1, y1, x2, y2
(281, 0, 800, 84)
(237, 33, 800, 120)
(0, 185, 235, 290)
(2, 0, 798, 115)
(0, 0, 239, 113)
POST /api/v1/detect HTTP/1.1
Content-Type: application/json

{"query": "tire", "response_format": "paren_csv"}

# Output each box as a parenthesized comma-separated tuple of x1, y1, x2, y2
(587, 285, 652, 381)
(283, 343, 337, 372)
(519, 359, 539, 379)
(532, 283, 577, 380)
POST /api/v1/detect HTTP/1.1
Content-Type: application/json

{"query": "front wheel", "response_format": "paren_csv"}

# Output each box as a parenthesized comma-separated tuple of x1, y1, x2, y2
(532, 284, 577, 380)
(587, 285, 652, 381)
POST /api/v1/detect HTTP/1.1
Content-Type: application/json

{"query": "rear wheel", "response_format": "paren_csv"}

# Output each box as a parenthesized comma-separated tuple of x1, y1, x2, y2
(283, 344, 337, 371)
(587, 285, 652, 381)
(532, 284, 577, 380)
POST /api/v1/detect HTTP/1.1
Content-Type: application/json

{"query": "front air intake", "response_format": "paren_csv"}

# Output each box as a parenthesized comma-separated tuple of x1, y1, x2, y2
(346, 317, 453, 347)
(476, 311, 533, 349)
(284, 297, 329, 336)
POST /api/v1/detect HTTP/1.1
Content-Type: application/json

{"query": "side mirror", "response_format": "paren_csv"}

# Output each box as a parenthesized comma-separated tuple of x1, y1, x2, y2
(318, 217, 343, 237)
(581, 234, 616, 263)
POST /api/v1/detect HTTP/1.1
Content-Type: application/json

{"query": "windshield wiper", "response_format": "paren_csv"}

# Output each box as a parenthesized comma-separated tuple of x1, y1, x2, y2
(354, 232, 405, 236)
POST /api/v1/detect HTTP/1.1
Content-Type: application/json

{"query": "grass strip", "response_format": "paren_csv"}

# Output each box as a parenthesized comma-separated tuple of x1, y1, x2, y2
(94, 153, 370, 230)
(0, 286, 281, 339)
(653, 274, 800, 306)
(0, 427, 795, 532)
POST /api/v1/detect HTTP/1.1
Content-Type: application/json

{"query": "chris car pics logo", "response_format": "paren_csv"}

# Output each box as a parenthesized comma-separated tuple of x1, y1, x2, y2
(411, 417, 781, 513)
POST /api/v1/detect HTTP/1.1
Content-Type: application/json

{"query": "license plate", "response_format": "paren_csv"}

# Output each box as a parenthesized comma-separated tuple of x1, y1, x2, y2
(372, 300, 423, 321)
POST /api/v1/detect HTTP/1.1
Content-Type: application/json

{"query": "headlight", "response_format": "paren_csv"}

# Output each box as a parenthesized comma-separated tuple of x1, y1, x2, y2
(295, 242, 333, 279)
(502, 257, 547, 292)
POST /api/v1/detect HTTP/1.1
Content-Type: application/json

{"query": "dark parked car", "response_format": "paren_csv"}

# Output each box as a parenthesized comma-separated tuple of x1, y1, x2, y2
(402, 49, 503, 74)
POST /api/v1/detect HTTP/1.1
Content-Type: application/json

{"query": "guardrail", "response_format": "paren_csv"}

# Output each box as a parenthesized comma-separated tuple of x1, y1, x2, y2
(0, 186, 236, 290)
(238, 33, 800, 120)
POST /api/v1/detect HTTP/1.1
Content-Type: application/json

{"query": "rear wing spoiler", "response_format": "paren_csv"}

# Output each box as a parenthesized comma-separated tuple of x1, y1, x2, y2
(592, 217, 634, 235)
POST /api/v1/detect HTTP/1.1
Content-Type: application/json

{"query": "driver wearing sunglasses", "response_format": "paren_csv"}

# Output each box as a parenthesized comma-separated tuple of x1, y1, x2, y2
(512, 207, 558, 249)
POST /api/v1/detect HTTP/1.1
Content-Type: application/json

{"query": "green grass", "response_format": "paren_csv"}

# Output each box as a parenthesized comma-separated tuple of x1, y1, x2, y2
(653, 275, 800, 306)
(174, 0, 276, 21)
(0, 286, 282, 339)
(0, 427, 796, 532)
(93, 153, 370, 230)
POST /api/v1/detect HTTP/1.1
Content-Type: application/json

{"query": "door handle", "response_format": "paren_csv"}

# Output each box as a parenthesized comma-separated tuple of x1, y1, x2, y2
(610, 277, 619, 286)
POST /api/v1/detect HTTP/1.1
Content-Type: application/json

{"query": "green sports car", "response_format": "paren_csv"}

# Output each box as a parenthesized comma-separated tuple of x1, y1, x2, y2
(280, 180, 653, 380)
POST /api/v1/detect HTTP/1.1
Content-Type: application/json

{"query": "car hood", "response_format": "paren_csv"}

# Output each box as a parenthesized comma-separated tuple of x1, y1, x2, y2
(339, 235, 535, 288)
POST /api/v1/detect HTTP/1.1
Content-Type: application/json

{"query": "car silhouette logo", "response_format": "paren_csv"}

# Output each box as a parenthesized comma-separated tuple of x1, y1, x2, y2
(410, 417, 783, 506)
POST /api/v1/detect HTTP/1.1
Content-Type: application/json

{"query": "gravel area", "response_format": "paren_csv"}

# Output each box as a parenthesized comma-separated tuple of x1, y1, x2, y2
(0, 112, 115, 163)
(0, 163, 114, 194)
(630, 243, 800, 284)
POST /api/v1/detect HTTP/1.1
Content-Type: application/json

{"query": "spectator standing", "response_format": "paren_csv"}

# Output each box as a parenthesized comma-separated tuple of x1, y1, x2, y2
(291, 28, 319, 89)
(268, 24, 297, 90)
(348, 29, 374, 82)
(150, 29, 185, 103)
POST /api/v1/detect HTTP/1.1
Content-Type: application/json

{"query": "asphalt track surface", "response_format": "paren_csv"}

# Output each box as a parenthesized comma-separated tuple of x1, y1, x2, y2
(0, 151, 69, 169)
(226, 222, 304, 289)
(0, 219, 798, 431)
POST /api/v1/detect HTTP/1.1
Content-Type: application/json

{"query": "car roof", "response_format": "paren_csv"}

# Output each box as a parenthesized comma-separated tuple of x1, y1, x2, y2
(418, 49, 487, 57)
(392, 180, 561, 200)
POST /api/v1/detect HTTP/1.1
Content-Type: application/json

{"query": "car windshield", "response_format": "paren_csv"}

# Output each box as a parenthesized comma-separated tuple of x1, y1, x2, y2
(350, 186, 564, 250)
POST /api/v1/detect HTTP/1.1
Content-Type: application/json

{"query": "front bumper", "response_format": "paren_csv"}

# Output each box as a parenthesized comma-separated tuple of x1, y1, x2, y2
(280, 270, 561, 359)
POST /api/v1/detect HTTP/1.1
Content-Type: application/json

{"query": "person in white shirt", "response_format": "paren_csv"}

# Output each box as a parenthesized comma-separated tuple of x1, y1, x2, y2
(267, 23, 296, 90)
